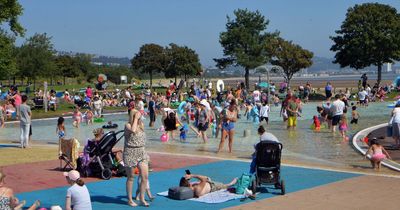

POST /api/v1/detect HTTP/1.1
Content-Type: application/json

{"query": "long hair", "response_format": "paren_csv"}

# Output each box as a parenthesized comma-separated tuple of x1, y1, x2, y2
(57, 117, 64, 126)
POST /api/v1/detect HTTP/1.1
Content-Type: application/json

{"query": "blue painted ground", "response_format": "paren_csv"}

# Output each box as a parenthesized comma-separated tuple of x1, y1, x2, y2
(17, 160, 361, 209)
(0, 144, 19, 148)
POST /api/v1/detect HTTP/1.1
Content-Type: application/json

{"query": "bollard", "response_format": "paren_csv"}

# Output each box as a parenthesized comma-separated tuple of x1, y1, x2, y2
(244, 129, 251, 137)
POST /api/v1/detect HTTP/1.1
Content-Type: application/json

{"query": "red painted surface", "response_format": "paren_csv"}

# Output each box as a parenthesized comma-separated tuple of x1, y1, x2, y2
(2, 153, 218, 193)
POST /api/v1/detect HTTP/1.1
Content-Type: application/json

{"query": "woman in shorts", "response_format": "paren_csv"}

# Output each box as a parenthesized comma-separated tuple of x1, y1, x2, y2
(217, 100, 237, 153)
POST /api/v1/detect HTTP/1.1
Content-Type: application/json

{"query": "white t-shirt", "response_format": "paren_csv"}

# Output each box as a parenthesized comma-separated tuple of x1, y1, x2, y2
(125, 90, 131, 99)
(93, 100, 102, 110)
(259, 105, 270, 117)
(330, 99, 345, 116)
(66, 184, 92, 210)
(358, 90, 368, 100)
(392, 108, 400, 124)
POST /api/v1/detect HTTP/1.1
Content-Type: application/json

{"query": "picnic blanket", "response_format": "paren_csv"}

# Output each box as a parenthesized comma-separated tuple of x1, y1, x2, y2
(157, 189, 244, 204)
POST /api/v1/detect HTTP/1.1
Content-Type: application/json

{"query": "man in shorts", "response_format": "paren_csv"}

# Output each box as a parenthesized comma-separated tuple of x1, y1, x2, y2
(330, 94, 345, 133)
(179, 174, 237, 197)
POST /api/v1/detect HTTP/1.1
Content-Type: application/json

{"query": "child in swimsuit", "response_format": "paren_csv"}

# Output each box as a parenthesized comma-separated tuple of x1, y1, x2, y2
(339, 114, 348, 140)
(56, 117, 66, 139)
(312, 115, 321, 131)
(72, 107, 82, 128)
(85, 109, 94, 125)
(350, 106, 360, 124)
(365, 138, 391, 170)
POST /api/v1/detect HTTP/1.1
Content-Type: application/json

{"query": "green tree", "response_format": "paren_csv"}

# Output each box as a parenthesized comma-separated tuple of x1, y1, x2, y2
(215, 9, 278, 89)
(131, 43, 168, 88)
(74, 53, 93, 78)
(55, 55, 80, 85)
(166, 43, 201, 83)
(270, 38, 313, 89)
(331, 3, 400, 85)
(0, 0, 25, 36)
(0, 30, 17, 80)
(16, 33, 56, 88)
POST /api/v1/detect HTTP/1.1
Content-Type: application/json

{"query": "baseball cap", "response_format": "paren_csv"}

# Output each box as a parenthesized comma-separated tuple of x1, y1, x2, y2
(63, 170, 80, 181)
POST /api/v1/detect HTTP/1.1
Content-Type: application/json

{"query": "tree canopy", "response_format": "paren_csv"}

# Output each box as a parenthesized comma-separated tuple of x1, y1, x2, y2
(270, 37, 313, 88)
(215, 9, 278, 89)
(0, 30, 17, 80)
(16, 33, 56, 83)
(330, 3, 400, 85)
(131, 43, 168, 88)
(0, 0, 25, 36)
(166, 43, 202, 82)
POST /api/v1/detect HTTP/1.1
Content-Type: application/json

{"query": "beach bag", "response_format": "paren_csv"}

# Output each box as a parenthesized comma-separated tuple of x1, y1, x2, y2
(168, 186, 194, 200)
(234, 173, 252, 194)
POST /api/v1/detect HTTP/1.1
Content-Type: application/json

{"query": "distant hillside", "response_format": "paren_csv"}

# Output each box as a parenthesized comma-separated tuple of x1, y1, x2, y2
(91, 56, 131, 67)
(308, 56, 397, 72)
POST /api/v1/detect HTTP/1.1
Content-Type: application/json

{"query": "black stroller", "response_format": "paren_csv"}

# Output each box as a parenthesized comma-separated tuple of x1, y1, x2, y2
(79, 130, 125, 180)
(251, 141, 285, 195)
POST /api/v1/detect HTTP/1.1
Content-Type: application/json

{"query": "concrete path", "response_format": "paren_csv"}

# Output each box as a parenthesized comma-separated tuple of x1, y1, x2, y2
(226, 175, 400, 210)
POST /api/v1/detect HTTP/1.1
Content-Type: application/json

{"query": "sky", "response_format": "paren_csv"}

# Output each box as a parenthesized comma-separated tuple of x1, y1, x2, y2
(15, 0, 400, 67)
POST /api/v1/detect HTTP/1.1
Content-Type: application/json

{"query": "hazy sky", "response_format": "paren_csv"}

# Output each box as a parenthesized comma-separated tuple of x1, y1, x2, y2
(16, 0, 400, 67)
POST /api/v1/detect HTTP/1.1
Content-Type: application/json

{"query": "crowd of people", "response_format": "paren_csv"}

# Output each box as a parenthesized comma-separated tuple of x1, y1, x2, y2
(0, 74, 399, 209)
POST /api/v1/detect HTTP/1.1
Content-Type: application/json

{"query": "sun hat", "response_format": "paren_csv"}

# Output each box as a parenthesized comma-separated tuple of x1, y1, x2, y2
(63, 170, 80, 181)
(200, 100, 211, 110)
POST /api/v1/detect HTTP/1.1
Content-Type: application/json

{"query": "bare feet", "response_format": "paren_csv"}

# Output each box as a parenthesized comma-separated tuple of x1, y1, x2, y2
(140, 200, 150, 207)
(13, 200, 26, 210)
(128, 200, 137, 207)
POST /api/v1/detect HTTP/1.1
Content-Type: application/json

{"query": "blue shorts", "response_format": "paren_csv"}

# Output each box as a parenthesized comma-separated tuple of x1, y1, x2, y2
(222, 122, 234, 131)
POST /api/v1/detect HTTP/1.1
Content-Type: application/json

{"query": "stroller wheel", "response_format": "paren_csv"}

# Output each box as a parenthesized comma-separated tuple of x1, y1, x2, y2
(280, 180, 285, 195)
(101, 168, 112, 180)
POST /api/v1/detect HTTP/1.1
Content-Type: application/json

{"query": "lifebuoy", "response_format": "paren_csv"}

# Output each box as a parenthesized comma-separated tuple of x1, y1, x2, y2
(178, 101, 187, 115)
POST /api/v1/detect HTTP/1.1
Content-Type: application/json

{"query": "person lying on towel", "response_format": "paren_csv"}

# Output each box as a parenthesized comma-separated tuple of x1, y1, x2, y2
(179, 174, 237, 197)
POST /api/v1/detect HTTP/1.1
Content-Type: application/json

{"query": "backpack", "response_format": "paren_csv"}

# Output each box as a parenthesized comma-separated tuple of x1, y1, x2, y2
(234, 173, 252, 194)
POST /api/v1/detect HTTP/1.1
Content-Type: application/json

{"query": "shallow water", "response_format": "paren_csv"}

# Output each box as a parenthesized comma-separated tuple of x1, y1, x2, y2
(0, 101, 393, 171)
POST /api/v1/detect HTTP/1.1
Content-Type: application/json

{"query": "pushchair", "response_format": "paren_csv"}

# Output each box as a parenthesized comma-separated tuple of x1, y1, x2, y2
(250, 141, 285, 195)
(78, 130, 125, 180)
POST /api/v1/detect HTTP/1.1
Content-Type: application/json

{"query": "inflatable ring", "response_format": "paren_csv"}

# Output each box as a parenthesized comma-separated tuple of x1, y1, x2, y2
(102, 124, 118, 129)
(310, 124, 326, 129)
(178, 101, 187, 115)
(94, 118, 105, 123)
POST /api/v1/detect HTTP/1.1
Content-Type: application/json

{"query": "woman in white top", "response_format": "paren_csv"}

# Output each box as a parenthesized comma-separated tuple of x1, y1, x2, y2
(391, 103, 400, 147)
(64, 170, 92, 210)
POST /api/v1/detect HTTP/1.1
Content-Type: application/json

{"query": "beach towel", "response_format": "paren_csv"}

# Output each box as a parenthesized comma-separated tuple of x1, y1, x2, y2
(157, 189, 244, 204)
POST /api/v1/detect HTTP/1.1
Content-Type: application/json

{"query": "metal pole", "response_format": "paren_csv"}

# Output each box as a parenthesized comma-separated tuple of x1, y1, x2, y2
(267, 70, 270, 106)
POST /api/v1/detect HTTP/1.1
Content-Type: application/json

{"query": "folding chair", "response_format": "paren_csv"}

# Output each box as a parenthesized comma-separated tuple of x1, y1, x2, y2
(59, 138, 80, 170)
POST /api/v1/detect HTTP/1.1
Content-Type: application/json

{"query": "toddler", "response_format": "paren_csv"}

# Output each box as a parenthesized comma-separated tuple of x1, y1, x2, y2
(85, 109, 94, 125)
(72, 107, 82, 128)
(350, 106, 360, 124)
(339, 114, 348, 140)
(365, 138, 391, 170)
(312, 115, 321, 131)
(179, 124, 188, 141)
